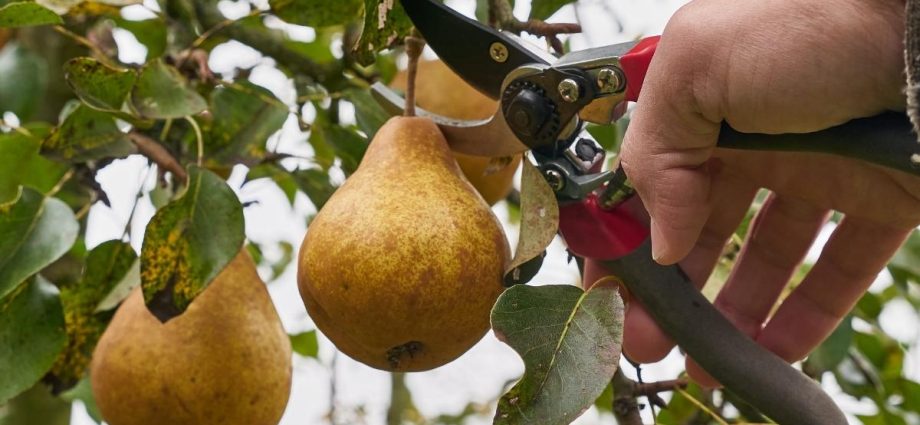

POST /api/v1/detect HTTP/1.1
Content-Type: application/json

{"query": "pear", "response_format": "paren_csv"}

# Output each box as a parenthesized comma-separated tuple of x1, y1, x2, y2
(391, 60, 522, 205)
(90, 251, 292, 425)
(298, 116, 510, 372)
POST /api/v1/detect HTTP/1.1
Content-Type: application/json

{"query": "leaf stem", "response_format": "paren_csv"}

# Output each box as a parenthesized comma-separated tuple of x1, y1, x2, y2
(188, 9, 264, 52)
(185, 116, 204, 167)
(52, 25, 119, 68)
(0, 119, 33, 137)
(674, 387, 730, 425)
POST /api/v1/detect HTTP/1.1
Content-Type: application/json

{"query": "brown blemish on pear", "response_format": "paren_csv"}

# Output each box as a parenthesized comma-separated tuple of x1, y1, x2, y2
(298, 116, 510, 372)
(90, 251, 292, 425)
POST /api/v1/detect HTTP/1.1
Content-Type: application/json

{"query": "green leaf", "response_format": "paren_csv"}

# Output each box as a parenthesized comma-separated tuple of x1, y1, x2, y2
(656, 382, 710, 425)
(475, 0, 489, 23)
(347, 89, 390, 140)
(140, 166, 244, 321)
(0, 383, 73, 425)
(585, 121, 625, 152)
(270, 0, 361, 27)
(284, 40, 336, 64)
(0, 2, 61, 28)
(311, 112, 367, 175)
(0, 276, 67, 404)
(0, 131, 40, 208)
(0, 189, 78, 300)
(94, 258, 139, 312)
(43, 104, 135, 161)
(289, 330, 319, 358)
(0, 43, 48, 120)
(504, 158, 559, 284)
(529, 0, 575, 20)
(804, 315, 854, 374)
(58, 377, 101, 422)
(64, 57, 137, 112)
(131, 59, 207, 119)
(47, 240, 136, 390)
(245, 163, 299, 206)
(492, 284, 625, 425)
(353, 0, 413, 65)
(113, 18, 166, 61)
(207, 82, 289, 164)
(246, 164, 337, 209)
(292, 167, 336, 209)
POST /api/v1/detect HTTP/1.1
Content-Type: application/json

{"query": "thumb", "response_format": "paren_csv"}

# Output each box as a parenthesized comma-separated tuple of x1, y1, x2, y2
(619, 28, 722, 265)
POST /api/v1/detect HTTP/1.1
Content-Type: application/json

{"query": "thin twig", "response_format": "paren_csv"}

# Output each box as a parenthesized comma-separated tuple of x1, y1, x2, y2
(188, 9, 264, 52)
(487, 0, 581, 54)
(52, 26, 119, 68)
(611, 369, 688, 425)
(128, 132, 188, 181)
(193, 2, 330, 80)
(121, 165, 154, 241)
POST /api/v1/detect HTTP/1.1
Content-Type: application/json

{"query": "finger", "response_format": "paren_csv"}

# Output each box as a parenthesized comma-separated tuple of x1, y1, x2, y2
(686, 194, 830, 387)
(618, 7, 724, 265)
(756, 217, 912, 362)
(622, 171, 758, 363)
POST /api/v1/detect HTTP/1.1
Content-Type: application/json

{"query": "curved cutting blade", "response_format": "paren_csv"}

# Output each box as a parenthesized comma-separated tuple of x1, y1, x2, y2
(401, 0, 550, 99)
(371, 83, 529, 157)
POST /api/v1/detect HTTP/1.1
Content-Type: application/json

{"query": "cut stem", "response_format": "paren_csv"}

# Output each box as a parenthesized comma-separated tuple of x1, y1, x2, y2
(403, 31, 426, 117)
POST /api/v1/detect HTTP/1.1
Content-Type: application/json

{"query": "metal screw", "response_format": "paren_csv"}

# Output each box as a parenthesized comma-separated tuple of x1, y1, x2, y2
(544, 169, 565, 191)
(490, 42, 509, 63)
(558, 78, 580, 102)
(596, 67, 622, 92)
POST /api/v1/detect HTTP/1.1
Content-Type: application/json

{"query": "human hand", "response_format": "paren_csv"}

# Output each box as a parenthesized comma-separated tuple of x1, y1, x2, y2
(598, 0, 920, 387)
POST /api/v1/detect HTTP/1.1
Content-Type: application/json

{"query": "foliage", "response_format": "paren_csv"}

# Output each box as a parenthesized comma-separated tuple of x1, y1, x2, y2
(0, 1, 916, 425)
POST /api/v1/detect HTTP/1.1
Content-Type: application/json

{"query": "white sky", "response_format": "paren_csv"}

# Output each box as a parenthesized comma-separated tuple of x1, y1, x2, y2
(68, 0, 920, 424)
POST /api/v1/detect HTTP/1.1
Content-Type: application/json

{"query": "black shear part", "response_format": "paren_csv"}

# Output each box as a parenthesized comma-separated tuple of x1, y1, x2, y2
(601, 240, 848, 425)
(717, 111, 920, 177)
(400, 0, 549, 99)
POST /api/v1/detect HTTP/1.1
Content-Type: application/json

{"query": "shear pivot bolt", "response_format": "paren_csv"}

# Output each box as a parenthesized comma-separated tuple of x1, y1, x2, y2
(596, 68, 622, 92)
(490, 42, 509, 63)
(544, 169, 565, 191)
(558, 79, 580, 102)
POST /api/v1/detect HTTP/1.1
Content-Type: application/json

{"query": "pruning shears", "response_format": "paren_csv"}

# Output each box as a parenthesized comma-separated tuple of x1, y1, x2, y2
(372, 0, 920, 423)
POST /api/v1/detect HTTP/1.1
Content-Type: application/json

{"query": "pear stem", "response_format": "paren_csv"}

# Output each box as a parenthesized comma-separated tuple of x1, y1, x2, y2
(403, 30, 425, 117)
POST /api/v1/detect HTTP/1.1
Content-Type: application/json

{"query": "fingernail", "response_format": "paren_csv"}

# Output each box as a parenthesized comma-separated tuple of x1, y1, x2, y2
(650, 219, 668, 263)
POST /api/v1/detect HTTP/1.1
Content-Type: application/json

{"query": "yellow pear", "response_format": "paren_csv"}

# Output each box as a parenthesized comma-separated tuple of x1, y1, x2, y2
(298, 116, 510, 372)
(90, 251, 292, 425)
(391, 59, 522, 205)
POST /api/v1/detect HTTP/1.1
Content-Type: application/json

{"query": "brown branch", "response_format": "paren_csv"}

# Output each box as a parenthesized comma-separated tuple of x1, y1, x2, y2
(192, 2, 332, 82)
(488, 0, 581, 54)
(128, 132, 188, 181)
(635, 378, 688, 397)
(611, 369, 688, 425)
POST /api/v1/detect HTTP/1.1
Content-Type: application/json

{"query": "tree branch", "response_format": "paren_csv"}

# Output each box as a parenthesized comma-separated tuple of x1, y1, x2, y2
(487, 0, 581, 54)
(611, 369, 688, 425)
(128, 132, 188, 181)
(192, 2, 332, 82)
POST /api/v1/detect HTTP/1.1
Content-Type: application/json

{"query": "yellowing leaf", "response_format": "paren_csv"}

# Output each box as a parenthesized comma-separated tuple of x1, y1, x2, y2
(140, 166, 244, 322)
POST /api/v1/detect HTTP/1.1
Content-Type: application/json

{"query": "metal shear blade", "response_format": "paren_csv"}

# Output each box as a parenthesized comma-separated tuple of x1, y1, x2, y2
(370, 83, 530, 157)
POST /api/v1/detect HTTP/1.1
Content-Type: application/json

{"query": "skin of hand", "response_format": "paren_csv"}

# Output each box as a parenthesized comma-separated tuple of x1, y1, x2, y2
(593, 0, 920, 387)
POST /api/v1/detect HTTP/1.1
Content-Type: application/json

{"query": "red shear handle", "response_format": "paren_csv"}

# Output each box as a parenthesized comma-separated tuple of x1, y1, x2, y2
(558, 195, 649, 260)
(621, 35, 660, 102)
